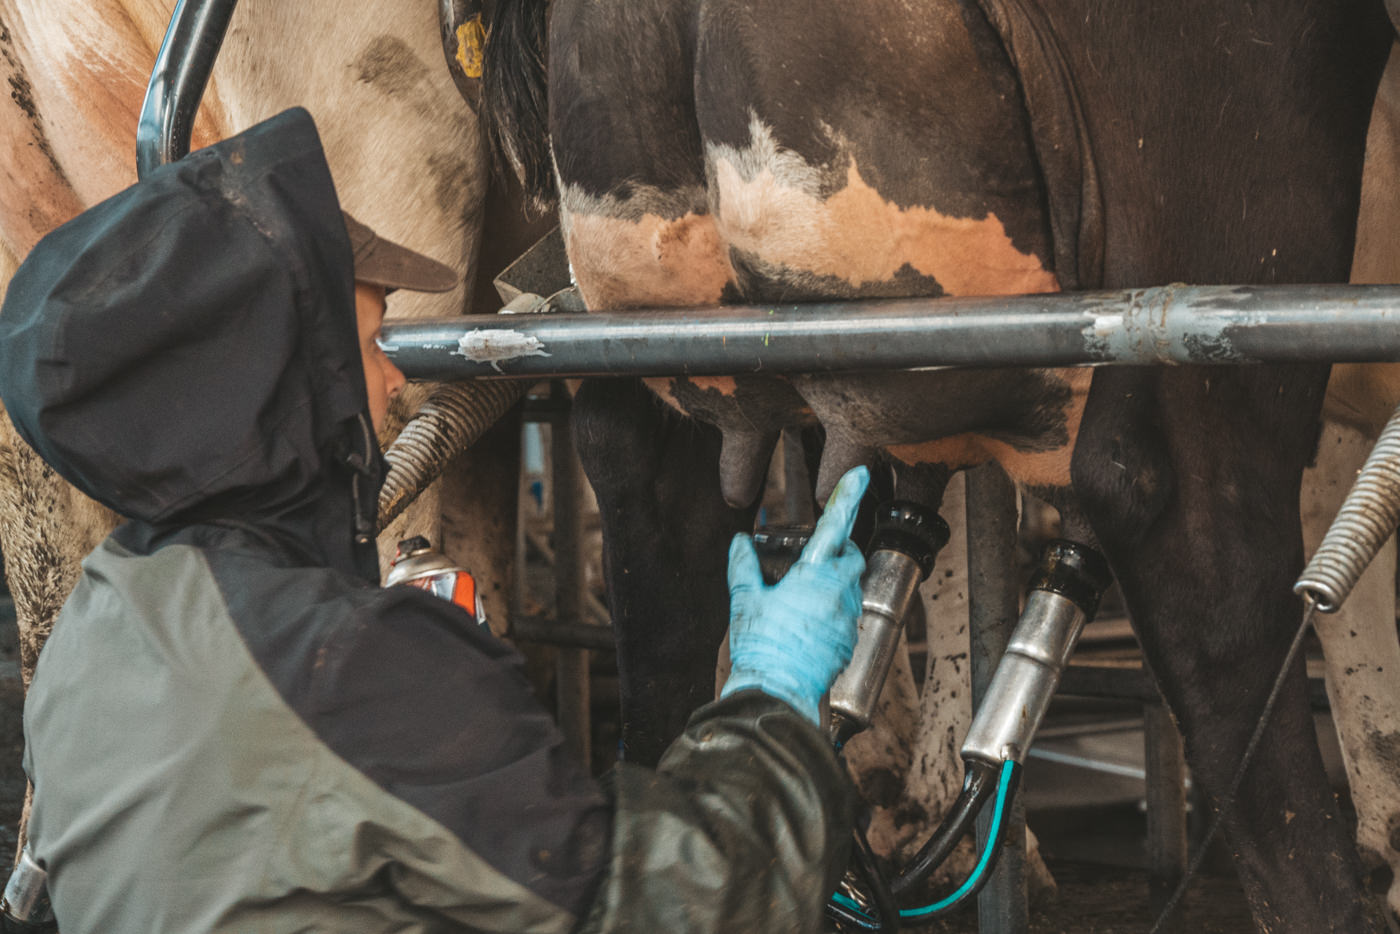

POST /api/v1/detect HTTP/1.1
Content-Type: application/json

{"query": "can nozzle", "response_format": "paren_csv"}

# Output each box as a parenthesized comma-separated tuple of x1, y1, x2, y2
(1, 847, 53, 930)
(385, 537, 488, 628)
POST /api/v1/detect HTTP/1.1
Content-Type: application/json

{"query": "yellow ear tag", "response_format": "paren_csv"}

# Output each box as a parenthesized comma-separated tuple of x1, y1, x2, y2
(456, 15, 487, 79)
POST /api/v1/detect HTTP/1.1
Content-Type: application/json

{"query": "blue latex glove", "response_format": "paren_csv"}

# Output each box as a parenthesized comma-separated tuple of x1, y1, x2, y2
(721, 466, 870, 724)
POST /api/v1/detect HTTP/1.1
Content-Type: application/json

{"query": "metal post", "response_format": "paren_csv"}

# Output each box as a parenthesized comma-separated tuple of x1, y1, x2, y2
(1144, 703, 1187, 929)
(512, 432, 531, 631)
(550, 382, 591, 768)
(965, 463, 1028, 934)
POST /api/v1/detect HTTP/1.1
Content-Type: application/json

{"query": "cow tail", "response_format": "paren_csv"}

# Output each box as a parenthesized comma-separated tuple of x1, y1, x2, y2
(482, 0, 556, 208)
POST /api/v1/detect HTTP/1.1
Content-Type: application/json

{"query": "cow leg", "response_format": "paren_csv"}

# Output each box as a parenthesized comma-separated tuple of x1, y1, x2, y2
(1074, 366, 1381, 933)
(1304, 420, 1400, 921)
(572, 377, 755, 766)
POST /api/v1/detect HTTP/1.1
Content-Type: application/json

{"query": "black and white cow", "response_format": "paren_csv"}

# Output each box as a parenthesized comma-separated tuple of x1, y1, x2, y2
(484, 0, 1397, 930)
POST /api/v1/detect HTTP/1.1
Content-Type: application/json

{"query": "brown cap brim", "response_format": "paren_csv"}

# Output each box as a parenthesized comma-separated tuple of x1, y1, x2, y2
(342, 211, 458, 294)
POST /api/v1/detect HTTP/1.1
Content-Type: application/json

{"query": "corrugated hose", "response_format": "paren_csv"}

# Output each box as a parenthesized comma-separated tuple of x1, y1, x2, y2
(376, 379, 530, 532)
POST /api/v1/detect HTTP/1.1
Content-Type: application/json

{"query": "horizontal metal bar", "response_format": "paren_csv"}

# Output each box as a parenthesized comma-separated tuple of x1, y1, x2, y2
(521, 392, 569, 421)
(509, 616, 614, 651)
(1026, 746, 1148, 782)
(1057, 661, 1332, 709)
(1036, 717, 1144, 739)
(382, 284, 1400, 380)
(1058, 663, 1161, 702)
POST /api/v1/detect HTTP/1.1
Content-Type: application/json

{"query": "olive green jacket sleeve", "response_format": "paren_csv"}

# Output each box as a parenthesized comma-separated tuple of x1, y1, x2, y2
(581, 691, 853, 934)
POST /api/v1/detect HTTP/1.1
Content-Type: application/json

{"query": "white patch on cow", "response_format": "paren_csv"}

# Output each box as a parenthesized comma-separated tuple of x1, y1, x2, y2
(453, 329, 550, 371)
(559, 180, 735, 310)
(703, 113, 1058, 296)
(560, 180, 709, 224)
(707, 114, 827, 197)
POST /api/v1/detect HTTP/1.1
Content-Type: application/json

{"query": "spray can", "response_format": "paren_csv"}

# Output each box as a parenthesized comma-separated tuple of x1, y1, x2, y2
(1, 845, 54, 931)
(385, 537, 489, 630)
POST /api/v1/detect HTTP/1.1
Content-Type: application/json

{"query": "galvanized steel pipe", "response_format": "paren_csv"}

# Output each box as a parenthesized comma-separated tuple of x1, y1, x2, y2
(382, 284, 1400, 379)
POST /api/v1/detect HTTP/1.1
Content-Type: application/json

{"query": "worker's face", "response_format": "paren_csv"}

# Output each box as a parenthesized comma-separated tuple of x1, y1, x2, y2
(355, 282, 405, 435)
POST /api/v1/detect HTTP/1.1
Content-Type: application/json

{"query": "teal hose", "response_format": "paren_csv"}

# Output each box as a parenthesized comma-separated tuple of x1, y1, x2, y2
(829, 759, 1018, 926)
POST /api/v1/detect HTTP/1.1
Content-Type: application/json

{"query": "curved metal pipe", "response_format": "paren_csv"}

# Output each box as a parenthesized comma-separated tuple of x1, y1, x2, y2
(136, 0, 239, 178)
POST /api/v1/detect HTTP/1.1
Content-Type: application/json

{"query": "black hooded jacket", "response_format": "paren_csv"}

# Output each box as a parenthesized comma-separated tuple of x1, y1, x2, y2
(0, 109, 851, 933)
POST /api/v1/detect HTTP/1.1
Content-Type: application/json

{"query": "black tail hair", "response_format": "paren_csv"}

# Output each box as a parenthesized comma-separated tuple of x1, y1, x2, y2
(482, 0, 556, 209)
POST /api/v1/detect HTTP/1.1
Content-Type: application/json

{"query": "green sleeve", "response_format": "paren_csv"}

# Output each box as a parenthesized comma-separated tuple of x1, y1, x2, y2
(579, 691, 853, 933)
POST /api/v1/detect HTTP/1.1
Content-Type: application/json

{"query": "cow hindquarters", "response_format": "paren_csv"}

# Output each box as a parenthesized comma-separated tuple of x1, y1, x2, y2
(1073, 365, 1382, 933)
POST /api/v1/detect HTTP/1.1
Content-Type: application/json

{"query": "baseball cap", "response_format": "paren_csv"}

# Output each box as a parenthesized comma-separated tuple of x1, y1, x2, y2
(342, 212, 458, 293)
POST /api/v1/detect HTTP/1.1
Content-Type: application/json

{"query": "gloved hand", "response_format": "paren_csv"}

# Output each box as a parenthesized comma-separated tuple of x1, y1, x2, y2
(721, 465, 870, 725)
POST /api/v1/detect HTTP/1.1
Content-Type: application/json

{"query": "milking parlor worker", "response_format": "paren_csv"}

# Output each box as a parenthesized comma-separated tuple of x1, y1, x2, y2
(0, 108, 870, 933)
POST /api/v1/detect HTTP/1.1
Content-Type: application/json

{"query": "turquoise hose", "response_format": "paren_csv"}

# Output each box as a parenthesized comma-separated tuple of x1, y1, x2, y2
(830, 758, 1018, 925)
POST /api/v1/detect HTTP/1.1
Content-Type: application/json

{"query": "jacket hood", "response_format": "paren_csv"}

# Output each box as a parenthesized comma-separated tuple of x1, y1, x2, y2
(0, 108, 382, 580)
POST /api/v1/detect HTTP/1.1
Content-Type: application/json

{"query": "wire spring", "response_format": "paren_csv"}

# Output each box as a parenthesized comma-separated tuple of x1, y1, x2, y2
(1296, 401, 1400, 612)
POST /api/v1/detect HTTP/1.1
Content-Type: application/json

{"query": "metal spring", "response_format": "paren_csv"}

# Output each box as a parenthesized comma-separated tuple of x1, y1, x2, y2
(377, 380, 529, 531)
(1296, 401, 1400, 612)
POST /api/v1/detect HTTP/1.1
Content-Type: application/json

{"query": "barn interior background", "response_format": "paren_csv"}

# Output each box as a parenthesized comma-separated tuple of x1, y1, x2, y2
(2, 1, 1399, 931)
